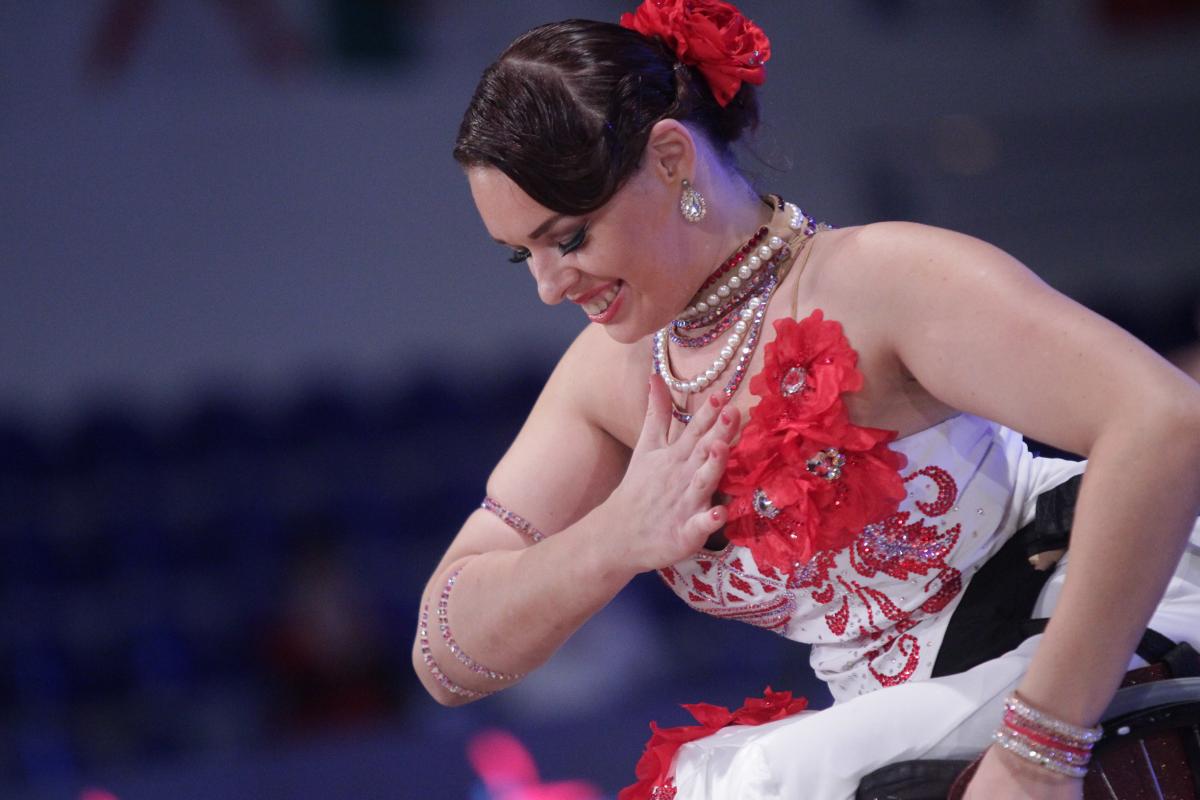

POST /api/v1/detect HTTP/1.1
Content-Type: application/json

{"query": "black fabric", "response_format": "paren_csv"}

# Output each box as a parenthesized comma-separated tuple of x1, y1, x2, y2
(931, 475, 1082, 678)
(1018, 619, 1200, 678)
(1024, 471, 1079, 557)
(854, 759, 972, 800)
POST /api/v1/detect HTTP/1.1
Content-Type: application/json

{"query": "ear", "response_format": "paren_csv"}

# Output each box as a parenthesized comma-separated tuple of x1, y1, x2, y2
(645, 119, 697, 188)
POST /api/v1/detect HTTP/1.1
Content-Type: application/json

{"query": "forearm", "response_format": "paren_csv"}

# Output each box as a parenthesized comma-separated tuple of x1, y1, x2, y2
(1015, 402, 1200, 726)
(412, 497, 639, 705)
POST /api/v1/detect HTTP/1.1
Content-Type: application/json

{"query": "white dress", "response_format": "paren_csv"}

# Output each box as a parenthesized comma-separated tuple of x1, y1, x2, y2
(658, 413, 1200, 799)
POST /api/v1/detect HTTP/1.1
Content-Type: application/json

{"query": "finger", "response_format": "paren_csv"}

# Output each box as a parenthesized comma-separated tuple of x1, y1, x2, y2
(706, 403, 741, 446)
(687, 439, 729, 499)
(684, 405, 738, 472)
(638, 375, 672, 450)
(676, 391, 725, 450)
(680, 502, 728, 549)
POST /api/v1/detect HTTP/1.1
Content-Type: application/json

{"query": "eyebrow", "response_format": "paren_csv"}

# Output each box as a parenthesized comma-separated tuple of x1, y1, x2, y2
(529, 213, 565, 240)
(492, 213, 567, 246)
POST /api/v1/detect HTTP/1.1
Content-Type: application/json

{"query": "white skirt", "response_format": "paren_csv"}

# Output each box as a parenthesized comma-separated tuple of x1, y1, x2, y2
(671, 519, 1200, 800)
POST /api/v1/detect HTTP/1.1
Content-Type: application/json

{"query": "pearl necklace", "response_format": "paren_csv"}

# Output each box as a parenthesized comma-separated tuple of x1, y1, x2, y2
(677, 202, 812, 322)
(654, 203, 815, 397)
(653, 268, 780, 397)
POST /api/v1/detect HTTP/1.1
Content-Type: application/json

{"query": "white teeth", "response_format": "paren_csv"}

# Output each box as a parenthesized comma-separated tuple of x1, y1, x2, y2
(583, 283, 621, 316)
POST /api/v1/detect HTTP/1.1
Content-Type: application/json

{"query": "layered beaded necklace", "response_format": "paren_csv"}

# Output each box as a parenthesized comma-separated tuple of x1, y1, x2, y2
(653, 199, 819, 423)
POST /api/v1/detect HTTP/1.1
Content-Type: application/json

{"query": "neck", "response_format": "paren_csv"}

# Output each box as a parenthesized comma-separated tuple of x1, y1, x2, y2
(674, 185, 777, 322)
(686, 182, 773, 296)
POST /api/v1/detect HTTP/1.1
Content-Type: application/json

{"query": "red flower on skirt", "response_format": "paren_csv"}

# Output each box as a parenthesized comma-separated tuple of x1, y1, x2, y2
(619, 687, 808, 800)
(719, 311, 907, 576)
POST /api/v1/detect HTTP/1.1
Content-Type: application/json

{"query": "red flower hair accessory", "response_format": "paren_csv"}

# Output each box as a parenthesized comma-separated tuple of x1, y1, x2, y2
(719, 311, 908, 575)
(619, 0, 771, 107)
(619, 687, 807, 800)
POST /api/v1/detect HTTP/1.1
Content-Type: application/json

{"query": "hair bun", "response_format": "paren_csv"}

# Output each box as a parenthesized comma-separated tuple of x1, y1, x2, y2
(619, 0, 770, 107)
(455, 17, 762, 215)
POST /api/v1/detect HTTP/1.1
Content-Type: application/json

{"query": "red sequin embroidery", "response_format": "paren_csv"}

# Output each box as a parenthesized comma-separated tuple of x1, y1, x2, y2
(658, 548, 798, 633)
(801, 465, 963, 687)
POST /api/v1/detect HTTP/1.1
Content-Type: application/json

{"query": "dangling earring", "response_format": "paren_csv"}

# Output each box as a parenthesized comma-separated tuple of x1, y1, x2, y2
(679, 179, 707, 223)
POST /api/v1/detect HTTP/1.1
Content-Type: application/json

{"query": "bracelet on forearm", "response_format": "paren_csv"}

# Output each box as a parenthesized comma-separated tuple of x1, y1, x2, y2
(481, 496, 546, 544)
(991, 691, 1102, 779)
(417, 603, 491, 700)
(992, 728, 1090, 778)
(437, 565, 524, 682)
(1004, 693, 1103, 744)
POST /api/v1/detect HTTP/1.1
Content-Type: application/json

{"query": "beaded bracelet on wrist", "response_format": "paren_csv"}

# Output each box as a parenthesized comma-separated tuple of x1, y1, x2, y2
(1003, 693, 1102, 743)
(437, 565, 524, 682)
(1001, 721, 1092, 761)
(481, 496, 546, 544)
(991, 728, 1090, 778)
(990, 691, 1102, 779)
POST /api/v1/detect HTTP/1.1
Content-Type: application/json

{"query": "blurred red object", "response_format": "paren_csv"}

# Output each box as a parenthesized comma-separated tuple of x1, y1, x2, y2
(467, 729, 603, 800)
(79, 790, 120, 800)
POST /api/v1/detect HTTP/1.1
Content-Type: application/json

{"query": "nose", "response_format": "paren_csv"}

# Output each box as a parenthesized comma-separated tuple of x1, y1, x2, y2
(528, 254, 578, 306)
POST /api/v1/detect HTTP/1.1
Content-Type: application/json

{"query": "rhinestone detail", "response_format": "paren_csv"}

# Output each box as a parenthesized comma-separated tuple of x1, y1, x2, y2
(481, 496, 546, 544)
(417, 603, 490, 700)
(438, 566, 524, 682)
(806, 449, 846, 481)
(752, 488, 781, 519)
(780, 365, 808, 396)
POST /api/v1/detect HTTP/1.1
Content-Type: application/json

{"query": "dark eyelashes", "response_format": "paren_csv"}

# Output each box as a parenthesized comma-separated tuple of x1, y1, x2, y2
(557, 223, 589, 256)
(504, 222, 588, 264)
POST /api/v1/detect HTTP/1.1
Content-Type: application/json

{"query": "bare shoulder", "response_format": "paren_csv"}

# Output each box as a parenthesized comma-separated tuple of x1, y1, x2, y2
(814, 221, 1194, 452)
(809, 221, 1034, 294)
(800, 220, 1057, 341)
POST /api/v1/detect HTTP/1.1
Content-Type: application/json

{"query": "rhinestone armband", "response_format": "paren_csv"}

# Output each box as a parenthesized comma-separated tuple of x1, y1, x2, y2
(437, 565, 524, 682)
(481, 496, 546, 544)
(417, 603, 490, 700)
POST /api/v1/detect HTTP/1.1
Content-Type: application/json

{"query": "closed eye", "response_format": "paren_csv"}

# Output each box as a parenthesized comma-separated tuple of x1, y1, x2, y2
(557, 223, 589, 256)
(507, 247, 530, 263)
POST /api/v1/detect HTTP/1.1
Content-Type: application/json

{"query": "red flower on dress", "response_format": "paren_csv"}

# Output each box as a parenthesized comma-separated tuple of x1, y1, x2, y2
(619, 687, 808, 800)
(747, 310, 861, 422)
(619, 0, 771, 107)
(719, 311, 907, 576)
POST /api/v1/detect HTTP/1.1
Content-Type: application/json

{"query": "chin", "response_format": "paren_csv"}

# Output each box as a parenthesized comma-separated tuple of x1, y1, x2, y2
(588, 289, 664, 345)
(600, 322, 652, 346)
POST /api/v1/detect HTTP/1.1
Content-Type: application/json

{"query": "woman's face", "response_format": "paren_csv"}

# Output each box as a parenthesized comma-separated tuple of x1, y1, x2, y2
(467, 162, 697, 344)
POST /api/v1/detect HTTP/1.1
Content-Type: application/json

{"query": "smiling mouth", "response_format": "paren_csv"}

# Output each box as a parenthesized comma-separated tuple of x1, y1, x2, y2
(581, 281, 622, 316)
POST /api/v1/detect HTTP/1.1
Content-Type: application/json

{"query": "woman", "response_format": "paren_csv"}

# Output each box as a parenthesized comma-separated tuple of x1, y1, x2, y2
(413, 2, 1200, 797)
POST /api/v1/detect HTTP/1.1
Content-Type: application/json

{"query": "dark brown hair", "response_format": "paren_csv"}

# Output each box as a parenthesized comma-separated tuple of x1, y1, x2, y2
(453, 19, 760, 215)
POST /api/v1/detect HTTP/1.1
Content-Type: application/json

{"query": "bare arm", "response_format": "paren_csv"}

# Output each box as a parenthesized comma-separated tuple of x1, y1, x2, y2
(411, 325, 741, 705)
(851, 222, 1200, 791)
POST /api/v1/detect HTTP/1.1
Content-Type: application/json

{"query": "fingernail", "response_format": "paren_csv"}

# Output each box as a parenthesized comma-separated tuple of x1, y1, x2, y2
(720, 411, 731, 425)
(708, 394, 721, 408)
(710, 508, 722, 521)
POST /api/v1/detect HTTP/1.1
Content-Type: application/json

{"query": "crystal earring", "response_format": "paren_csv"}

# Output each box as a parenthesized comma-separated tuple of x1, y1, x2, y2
(679, 179, 707, 223)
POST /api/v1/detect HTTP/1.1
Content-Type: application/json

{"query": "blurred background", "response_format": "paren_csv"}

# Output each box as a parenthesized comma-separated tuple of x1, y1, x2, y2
(1, 1, 1198, 798)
